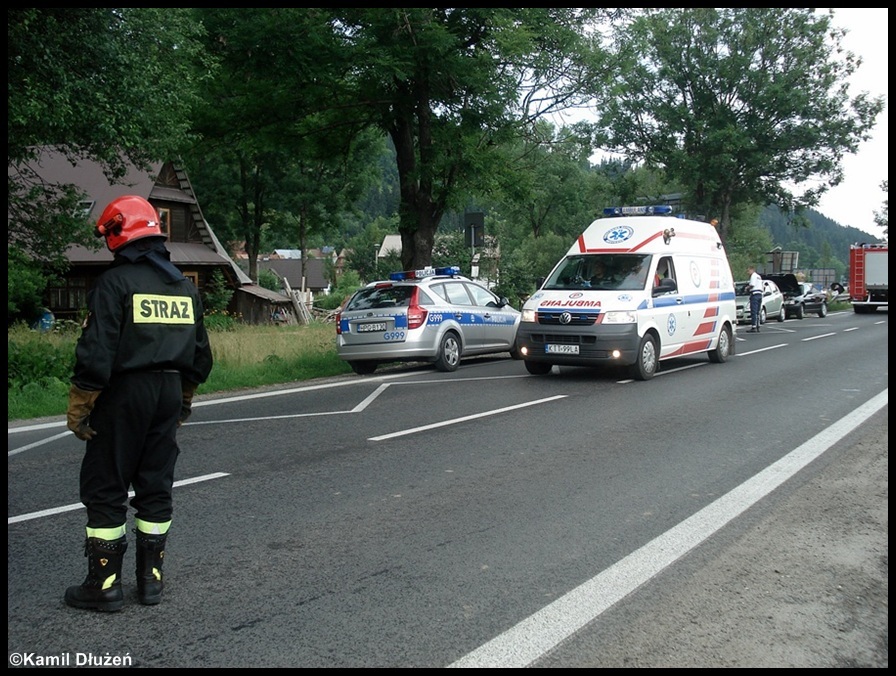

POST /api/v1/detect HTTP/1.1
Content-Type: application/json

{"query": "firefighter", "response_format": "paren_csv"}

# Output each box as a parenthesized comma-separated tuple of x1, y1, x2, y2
(64, 195, 214, 612)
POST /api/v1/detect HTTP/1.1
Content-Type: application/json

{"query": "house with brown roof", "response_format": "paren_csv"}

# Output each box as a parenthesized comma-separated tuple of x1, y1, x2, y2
(256, 257, 331, 296)
(20, 148, 292, 324)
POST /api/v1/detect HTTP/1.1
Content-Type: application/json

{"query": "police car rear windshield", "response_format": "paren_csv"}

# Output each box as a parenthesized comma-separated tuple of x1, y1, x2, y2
(544, 254, 652, 291)
(347, 286, 415, 310)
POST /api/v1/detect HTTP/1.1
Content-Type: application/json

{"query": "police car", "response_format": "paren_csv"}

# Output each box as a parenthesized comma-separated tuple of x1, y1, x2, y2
(336, 266, 521, 375)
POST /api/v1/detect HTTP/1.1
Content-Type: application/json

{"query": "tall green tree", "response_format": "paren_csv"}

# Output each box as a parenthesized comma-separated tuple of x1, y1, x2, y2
(873, 180, 888, 237)
(7, 8, 207, 260)
(333, 8, 613, 269)
(187, 8, 383, 280)
(492, 120, 602, 242)
(7, 8, 209, 320)
(592, 8, 885, 243)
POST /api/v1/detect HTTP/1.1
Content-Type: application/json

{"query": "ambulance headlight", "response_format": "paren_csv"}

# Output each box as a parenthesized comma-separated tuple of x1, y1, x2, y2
(522, 308, 537, 323)
(601, 310, 638, 324)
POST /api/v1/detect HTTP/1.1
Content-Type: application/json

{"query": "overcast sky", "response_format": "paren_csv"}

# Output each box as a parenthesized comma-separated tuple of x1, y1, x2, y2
(814, 8, 888, 237)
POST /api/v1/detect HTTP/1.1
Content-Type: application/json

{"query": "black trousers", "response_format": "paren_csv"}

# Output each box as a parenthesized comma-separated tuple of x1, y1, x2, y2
(79, 371, 182, 528)
(749, 293, 762, 326)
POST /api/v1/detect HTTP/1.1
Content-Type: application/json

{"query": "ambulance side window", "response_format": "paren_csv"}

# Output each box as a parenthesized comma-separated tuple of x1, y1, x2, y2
(654, 256, 676, 294)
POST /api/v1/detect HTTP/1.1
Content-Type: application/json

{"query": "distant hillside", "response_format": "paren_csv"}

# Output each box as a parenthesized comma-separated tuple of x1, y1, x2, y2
(758, 205, 885, 271)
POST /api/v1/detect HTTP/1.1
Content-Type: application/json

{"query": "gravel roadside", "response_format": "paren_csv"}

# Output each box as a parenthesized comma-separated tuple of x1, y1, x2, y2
(535, 407, 888, 668)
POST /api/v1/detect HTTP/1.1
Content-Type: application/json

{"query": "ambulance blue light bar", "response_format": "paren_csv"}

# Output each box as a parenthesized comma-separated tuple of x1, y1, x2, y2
(389, 265, 461, 281)
(603, 205, 674, 217)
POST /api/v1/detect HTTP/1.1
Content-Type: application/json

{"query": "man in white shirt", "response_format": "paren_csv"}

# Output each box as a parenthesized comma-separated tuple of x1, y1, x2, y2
(746, 265, 763, 333)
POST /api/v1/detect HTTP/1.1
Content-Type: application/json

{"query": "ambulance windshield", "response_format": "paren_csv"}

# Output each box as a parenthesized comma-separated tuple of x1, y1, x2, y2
(544, 254, 652, 291)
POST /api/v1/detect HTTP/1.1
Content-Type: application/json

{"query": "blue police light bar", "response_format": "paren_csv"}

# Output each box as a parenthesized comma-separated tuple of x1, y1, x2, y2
(603, 205, 674, 217)
(389, 265, 461, 281)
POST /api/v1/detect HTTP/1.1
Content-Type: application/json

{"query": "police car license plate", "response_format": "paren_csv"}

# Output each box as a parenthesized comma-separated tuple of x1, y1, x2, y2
(546, 344, 579, 355)
(357, 322, 387, 333)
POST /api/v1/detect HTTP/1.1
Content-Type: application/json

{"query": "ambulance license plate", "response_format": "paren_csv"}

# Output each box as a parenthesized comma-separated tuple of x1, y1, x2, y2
(358, 322, 387, 333)
(546, 344, 579, 355)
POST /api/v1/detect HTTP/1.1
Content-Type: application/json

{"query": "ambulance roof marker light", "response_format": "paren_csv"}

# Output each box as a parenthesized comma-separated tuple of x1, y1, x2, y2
(389, 265, 461, 281)
(603, 205, 674, 217)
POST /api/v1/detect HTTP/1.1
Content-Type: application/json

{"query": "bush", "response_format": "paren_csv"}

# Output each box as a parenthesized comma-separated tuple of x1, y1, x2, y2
(204, 310, 240, 332)
(8, 324, 76, 389)
(202, 269, 234, 314)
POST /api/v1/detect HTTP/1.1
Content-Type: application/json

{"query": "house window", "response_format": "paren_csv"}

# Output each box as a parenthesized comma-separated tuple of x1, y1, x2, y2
(47, 276, 89, 314)
(157, 207, 171, 237)
(183, 272, 198, 287)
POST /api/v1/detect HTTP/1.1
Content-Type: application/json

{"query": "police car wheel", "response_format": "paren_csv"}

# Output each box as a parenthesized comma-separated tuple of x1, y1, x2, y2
(708, 325, 732, 364)
(631, 334, 658, 381)
(434, 332, 461, 372)
(349, 360, 377, 375)
(524, 360, 553, 375)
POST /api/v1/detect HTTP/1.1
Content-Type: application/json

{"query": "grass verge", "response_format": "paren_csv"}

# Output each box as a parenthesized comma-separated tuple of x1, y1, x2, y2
(8, 321, 351, 422)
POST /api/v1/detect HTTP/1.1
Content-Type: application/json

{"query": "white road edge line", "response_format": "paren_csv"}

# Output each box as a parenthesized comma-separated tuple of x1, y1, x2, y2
(368, 395, 568, 441)
(448, 389, 888, 668)
(7, 472, 230, 525)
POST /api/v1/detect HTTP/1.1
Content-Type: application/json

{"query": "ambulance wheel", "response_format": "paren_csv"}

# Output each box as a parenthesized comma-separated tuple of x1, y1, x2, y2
(708, 325, 732, 364)
(434, 331, 461, 372)
(759, 307, 767, 324)
(524, 360, 553, 375)
(630, 334, 658, 381)
(350, 360, 377, 375)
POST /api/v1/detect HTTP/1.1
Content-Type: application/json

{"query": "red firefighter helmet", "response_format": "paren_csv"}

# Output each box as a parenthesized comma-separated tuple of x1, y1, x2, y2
(95, 195, 165, 252)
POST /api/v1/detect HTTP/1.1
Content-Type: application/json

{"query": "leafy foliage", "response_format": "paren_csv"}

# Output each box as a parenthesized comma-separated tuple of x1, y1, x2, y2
(257, 268, 282, 293)
(202, 270, 235, 315)
(873, 180, 888, 236)
(593, 8, 885, 243)
(7, 324, 76, 390)
(7, 8, 212, 322)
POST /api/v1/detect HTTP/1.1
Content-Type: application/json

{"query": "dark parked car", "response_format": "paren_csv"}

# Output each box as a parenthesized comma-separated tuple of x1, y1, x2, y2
(766, 274, 828, 319)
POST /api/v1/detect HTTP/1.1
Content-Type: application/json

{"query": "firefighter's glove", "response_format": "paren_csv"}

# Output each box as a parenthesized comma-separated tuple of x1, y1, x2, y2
(179, 381, 199, 427)
(66, 385, 101, 441)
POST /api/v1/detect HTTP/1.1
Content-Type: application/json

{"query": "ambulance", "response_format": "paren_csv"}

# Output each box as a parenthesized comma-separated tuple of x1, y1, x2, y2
(516, 205, 737, 380)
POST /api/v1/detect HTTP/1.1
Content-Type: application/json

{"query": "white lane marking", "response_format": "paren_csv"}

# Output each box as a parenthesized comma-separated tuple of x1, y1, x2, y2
(803, 332, 837, 341)
(735, 343, 788, 355)
(351, 383, 391, 412)
(449, 389, 888, 668)
(7, 472, 230, 525)
(368, 396, 568, 441)
(7, 374, 531, 435)
(8, 431, 71, 456)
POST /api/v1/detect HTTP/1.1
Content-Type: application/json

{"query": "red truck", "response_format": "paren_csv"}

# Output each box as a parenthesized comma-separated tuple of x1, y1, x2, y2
(848, 243, 888, 314)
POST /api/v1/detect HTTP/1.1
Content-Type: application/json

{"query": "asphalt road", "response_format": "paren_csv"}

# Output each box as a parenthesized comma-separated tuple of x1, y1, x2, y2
(533, 404, 888, 668)
(8, 310, 889, 668)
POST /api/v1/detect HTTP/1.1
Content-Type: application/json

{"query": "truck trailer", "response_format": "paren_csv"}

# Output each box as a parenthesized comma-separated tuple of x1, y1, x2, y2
(849, 243, 888, 313)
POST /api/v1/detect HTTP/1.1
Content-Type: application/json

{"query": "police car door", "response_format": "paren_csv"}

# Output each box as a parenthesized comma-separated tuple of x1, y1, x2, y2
(462, 281, 517, 351)
(435, 280, 484, 349)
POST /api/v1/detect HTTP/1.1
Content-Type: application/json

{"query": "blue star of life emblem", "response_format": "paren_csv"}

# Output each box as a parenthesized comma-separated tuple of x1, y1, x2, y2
(667, 314, 677, 336)
(603, 226, 634, 244)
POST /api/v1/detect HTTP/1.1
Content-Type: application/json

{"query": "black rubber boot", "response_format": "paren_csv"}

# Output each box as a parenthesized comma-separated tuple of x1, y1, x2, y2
(136, 532, 167, 605)
(64, 536, 127, 612)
